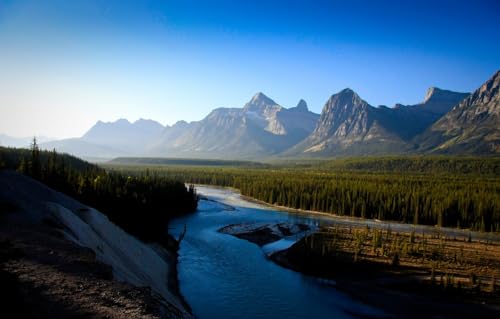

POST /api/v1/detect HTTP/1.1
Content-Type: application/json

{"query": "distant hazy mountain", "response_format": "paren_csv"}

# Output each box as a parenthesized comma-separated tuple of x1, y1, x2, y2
(41, 138, 131, 159)
(0, 134, 54, 148)
(148, 120, 190, 152)
(148, 93, 320, 158)
(42, 119, 164, 159)
(286, 86, 469, 157)
(82, 118, 164, 150)
(416, 70, 500, 154)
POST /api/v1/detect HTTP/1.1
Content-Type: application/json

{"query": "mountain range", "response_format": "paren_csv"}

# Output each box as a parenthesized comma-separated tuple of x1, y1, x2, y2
(147, 93, 320, 158)
(41, 119, 165, 159)
(287, 86, 470, 156)
(4, 70, 497, 160)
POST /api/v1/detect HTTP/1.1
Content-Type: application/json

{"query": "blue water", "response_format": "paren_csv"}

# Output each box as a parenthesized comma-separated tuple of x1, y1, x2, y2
(170, 186, 383, 319)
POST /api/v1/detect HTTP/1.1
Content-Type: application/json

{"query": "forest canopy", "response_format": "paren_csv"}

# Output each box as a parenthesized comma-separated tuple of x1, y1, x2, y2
(108, 158, 500, 232)
(0, 143, 198, 243)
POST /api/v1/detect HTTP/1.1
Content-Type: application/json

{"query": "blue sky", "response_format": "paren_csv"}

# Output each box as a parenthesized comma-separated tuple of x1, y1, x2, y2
(0, 0, 499, 138)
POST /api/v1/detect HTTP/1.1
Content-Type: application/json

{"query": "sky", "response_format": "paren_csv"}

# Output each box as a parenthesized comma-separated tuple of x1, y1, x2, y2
(0, 0, 499, 139)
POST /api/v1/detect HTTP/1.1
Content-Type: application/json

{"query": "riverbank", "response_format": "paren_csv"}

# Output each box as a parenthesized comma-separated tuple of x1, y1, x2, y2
(270, 224, 500, 318)
(194, 183, 500, 242)
(172, 188, 389, 319)
(0, 171, 192, 318)
(211, 188, 500, 318)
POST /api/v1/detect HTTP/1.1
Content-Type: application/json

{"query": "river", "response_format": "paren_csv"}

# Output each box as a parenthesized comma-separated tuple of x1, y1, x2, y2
(170, 185, 499, 319)
(170, 186, 385, 319)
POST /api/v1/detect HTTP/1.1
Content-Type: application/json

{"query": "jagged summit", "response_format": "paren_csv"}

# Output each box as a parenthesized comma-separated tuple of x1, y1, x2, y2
(115, 118, 130, 124)
(492, 70, 500, 82)
(424, 87, 443, 103)
(134, 118, 158, 124)
(473, 69, 500, 104)
(449, 69, 499, 113)
(249, 92, 277, 104)
(173, 120, 188, 126)
(291, 99, 308, 112)
(244, 92, 279, 112)
(423, 87, 468, 103)
(417, 87, 470, 115)
(325, 88, 367, 111)
(79, 117, 164, 155)
(91, 118, 165, 132)
(332, 88, 361, 99)
(339, 88, 355, 94)
(94, 118, 130, 126)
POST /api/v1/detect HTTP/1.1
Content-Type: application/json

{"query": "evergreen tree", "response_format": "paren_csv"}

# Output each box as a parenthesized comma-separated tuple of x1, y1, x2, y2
(30, 137, 41, 180)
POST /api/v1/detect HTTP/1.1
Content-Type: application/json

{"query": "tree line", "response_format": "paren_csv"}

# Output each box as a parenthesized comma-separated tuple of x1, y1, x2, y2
(109, 163, 500, 232)
(0, 142, 198, 243)
(320, 156, 500, 175)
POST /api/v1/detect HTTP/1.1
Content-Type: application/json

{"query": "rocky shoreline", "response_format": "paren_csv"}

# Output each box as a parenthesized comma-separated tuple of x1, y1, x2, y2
(218, 222, 311, 247)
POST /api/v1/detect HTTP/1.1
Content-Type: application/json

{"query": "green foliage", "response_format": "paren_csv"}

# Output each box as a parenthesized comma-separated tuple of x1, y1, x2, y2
(0, 146, 198, 242)
(319, 156, 500, 175)
(107, 157, 500, 232)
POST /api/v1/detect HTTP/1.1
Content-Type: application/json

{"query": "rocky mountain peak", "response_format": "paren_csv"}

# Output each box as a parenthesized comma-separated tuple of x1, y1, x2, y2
(423, 87, 467, 103)
(473, 69, 500, 105)
(424, 87, 441, 103)
(325, 88, 367, 112)
(447, 69, 499, 115)
(337, 88, 360, 99)
(303, 88, 373, 146)
(418, 87, 470, 114)
(173, 120, 188, 127)
(340, 88, 355, 94)
(244, 92, 279, 112)
(290, 99, 308, 112)
(89, 119, 129, 131)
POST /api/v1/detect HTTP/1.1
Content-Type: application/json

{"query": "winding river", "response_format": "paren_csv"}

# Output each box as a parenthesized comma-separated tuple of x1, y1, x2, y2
(170, 185, 499, 319)
(170, 186, 385, 319)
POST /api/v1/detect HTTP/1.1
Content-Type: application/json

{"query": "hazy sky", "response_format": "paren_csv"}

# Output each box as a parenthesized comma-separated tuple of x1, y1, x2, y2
(1, 0, 499, 138)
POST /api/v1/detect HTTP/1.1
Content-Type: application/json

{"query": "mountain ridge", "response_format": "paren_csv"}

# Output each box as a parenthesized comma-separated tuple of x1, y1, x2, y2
(21, 71, 499, 159)
(416, 70, 500, 154)
(285, 83, 470, 157)
(147, 93, 320, 158)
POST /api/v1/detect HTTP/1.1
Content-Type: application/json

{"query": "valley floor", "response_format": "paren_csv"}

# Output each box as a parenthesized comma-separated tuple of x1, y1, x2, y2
(214, 192, 500, 319)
